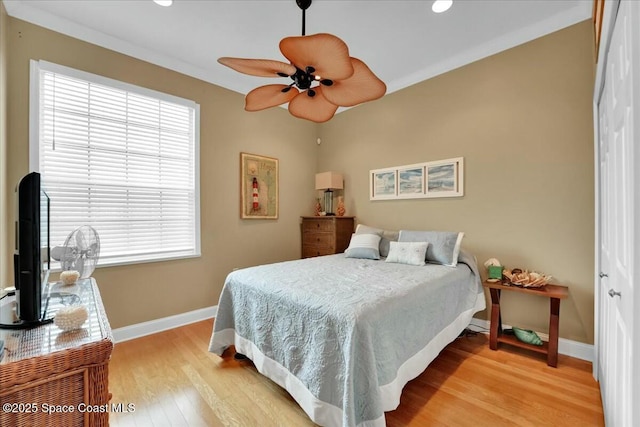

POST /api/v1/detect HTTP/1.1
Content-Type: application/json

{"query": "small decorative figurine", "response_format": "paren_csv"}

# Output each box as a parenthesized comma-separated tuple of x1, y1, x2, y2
(60, 270, 80, 286)
(336, 196, 346, 217)
(54, 305, 89, 331)
(314, 198, 322, 216)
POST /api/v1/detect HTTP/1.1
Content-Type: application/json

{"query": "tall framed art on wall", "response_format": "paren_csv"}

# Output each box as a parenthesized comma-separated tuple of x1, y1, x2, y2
(240, 152, 279, 219)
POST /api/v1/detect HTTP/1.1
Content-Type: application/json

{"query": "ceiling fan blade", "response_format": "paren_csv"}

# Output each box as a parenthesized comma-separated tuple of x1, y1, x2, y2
(218, 57, 296, 77)
(245, 84, 300, 111)
(321, 58, 387, 107)
(280, 33, 354, 80)
(288, 87, 338, 123)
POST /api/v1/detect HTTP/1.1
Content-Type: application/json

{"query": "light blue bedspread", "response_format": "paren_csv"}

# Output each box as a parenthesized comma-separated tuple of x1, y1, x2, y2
(209, 251, 484, 427)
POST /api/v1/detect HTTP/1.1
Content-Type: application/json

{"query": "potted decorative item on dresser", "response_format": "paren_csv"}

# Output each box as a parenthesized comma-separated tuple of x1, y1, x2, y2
(314, 198, 322, 216)
(336, 196, 346, 216)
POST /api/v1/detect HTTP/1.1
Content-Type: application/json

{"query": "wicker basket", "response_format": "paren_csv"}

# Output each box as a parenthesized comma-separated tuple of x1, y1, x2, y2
(0, 279, 113, 427)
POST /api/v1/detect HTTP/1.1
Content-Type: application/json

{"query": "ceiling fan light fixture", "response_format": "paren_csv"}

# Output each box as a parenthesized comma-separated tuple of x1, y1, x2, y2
(432, 0, 453, 14)
(218, 0, 386, 122)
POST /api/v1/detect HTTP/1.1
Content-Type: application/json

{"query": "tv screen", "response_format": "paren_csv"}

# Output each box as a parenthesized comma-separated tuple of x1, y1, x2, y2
(2, 172, 52, 328)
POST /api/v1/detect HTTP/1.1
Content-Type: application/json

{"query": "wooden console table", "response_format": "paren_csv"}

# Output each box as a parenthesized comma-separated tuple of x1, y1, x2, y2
(0, 278, 113, 426)
(482, 280, 568, 367)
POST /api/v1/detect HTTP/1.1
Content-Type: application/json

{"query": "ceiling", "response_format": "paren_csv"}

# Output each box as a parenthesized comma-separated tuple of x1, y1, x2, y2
(4, 0, 593, 99)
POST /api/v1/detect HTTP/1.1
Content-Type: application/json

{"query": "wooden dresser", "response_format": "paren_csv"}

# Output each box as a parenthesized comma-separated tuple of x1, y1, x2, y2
(301, 216, 355, 258)
(0, 278, 113, 426)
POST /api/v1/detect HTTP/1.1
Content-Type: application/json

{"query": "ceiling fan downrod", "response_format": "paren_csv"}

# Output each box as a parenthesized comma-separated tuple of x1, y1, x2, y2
(296, 0, 312, 36)
(286, 0, 330, 97)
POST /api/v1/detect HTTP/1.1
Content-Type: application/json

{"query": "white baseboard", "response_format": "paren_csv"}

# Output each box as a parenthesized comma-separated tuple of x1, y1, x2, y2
(112, 306, 217, 343)
(468, 318, 593, 362)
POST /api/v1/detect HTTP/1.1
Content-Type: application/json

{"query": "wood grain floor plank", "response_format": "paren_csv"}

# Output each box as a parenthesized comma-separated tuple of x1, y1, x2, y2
(426, 352, 602, 421)
(109, 320, 604, 426)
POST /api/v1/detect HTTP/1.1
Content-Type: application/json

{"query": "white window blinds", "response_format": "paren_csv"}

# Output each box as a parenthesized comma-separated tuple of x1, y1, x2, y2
(30, 60, 200, 268)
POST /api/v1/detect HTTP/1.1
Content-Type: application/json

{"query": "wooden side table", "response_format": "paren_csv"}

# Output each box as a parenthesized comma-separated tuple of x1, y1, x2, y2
(482, 280, 569, 367)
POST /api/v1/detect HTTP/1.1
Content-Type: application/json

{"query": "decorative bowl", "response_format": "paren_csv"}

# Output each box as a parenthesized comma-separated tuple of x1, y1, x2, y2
(503, 270, 551, 288)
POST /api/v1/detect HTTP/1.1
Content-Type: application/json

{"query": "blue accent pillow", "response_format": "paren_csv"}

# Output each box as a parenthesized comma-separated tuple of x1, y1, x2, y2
(398, 230, 464, 266)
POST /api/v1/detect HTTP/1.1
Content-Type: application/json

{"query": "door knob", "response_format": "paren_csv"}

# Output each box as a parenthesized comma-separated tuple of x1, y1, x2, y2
(599, 272, 608, 278)
(608, 289, 621, 298)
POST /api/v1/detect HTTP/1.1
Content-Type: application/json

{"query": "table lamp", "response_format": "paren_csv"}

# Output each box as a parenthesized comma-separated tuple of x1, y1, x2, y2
(315, 172, 343, 215)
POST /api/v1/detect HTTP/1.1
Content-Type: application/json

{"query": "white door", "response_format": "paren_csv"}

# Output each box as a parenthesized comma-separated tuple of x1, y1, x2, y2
(596, 1, 638, 426)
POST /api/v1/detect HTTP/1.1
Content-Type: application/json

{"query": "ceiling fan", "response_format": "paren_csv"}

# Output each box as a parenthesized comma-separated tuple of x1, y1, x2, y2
(218, 0, 386, 123)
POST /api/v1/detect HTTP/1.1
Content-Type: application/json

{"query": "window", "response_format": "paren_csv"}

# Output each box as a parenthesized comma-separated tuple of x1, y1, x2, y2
(30, 60, 200, 268)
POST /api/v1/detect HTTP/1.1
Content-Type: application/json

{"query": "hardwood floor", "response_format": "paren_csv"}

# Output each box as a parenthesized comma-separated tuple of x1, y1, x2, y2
(108, 320, 604, 426)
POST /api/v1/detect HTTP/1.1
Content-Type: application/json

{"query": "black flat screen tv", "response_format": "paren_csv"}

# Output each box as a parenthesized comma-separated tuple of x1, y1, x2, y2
(0, 172, 52, 329)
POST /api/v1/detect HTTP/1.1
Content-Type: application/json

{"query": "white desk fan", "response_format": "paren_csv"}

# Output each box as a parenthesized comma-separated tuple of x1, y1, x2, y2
(51, 226, 100, 278)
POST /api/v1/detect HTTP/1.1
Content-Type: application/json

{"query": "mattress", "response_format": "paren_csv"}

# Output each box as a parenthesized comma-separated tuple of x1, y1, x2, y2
(209, 250, 485, 427)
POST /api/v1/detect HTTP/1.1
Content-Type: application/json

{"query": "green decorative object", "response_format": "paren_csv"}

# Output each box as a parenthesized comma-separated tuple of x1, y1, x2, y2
(512, 327, 543, 346)
(488, 265, 503, 280)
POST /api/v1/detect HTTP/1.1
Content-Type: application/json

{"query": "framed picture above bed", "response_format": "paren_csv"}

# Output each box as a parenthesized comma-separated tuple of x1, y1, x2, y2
(397, 164, 425, 198)
(240, 152, 279, 219)
(426, 157, 464, 198)
(370, 157, 464, 200)
(370, 168, 397, 200)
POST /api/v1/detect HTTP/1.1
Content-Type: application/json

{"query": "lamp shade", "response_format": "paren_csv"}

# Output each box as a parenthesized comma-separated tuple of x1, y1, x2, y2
(315, 172, 343, 190)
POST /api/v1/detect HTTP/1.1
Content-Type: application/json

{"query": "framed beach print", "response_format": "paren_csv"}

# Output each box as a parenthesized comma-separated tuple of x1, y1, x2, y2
(425, 157, 464, 198)
(397, 164, 425, 198)
(370, 157, 464, 201)
(240, 152, 279, 219)
(370, 168, 397, 200)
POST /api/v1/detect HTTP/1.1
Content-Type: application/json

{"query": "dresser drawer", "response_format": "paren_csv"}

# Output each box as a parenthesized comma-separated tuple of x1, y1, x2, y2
(302, 232, 335, 247)
(302, 219, 336, 232)
(302, 245, 336, 258)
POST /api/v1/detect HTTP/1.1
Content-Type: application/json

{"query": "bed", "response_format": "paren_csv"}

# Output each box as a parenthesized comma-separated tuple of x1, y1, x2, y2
(209, 230, 485, 427)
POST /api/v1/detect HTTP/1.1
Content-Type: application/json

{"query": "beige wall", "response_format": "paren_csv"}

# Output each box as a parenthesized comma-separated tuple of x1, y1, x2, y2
(0, 2, 8, 289)
(318, 21, 595, 343)
(5, 17, 318, 328)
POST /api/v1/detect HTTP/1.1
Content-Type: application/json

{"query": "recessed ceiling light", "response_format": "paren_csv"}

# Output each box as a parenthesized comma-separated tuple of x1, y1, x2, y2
(432, 0, 453, 14)
(153, 0, 173, 7)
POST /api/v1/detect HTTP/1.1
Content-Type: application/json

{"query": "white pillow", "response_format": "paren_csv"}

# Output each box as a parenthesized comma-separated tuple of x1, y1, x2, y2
(385, 241, 429, 266)
(344, 233, 381, 260)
